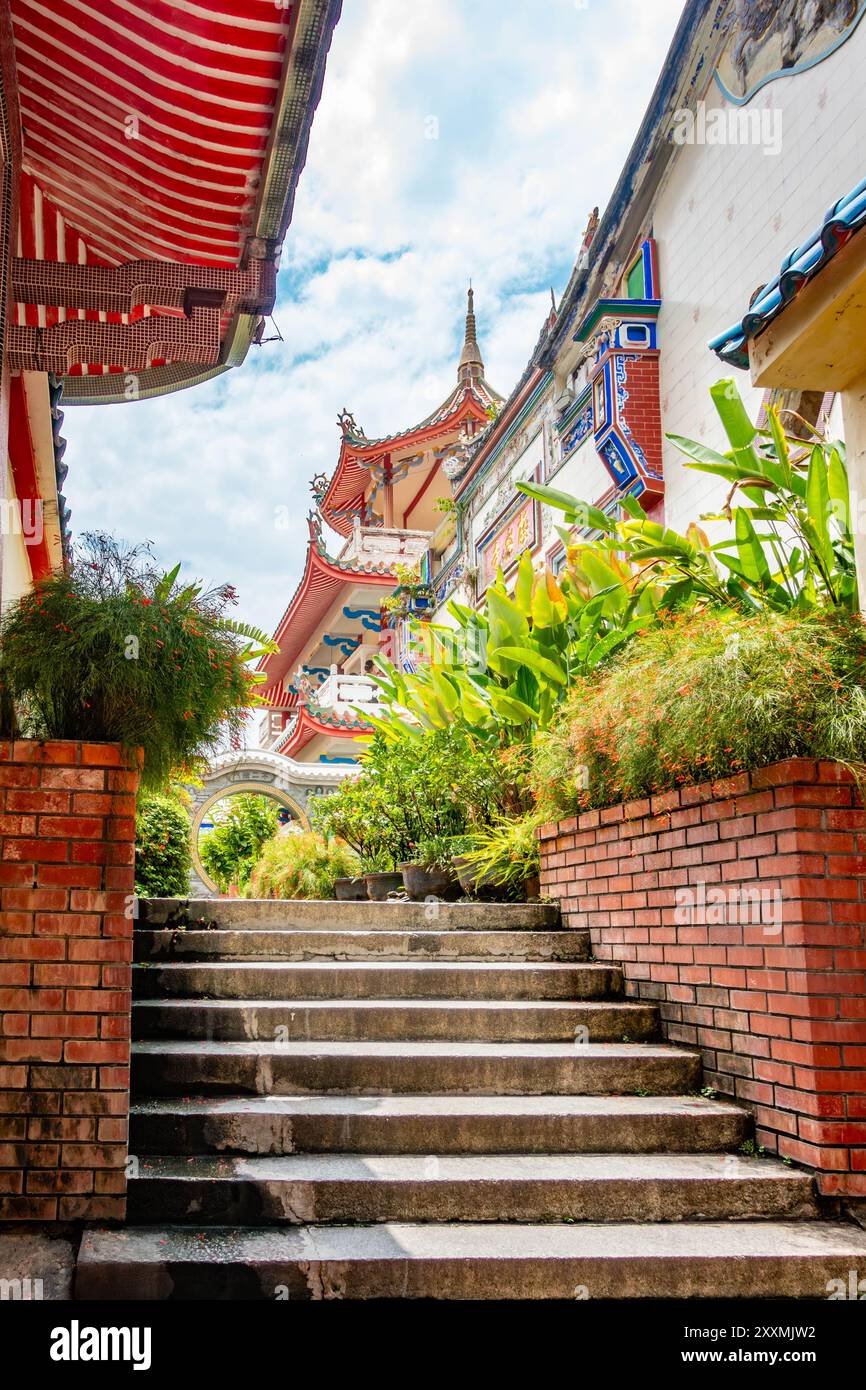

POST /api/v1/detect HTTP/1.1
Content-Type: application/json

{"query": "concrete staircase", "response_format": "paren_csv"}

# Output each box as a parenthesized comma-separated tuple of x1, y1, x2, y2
(75, 899, 866, 1299)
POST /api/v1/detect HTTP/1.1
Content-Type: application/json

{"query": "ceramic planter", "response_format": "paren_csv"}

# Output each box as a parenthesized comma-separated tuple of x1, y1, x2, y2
(453, 855, 500, 899)
(400, 861, 460, 902)
(364, 871, 404, 900)
(334, 876, 368, 901)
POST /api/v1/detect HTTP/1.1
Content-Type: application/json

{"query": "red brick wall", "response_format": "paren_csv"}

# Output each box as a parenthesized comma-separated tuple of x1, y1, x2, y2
(538, 759, 866, 1197)
(0, 740, 138, 1220)
(620, 351, 663, 477)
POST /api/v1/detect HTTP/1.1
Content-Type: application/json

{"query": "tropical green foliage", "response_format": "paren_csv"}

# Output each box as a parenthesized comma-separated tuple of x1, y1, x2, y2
(284, 382, 864, 893)
(245, 831, 360, 900)
(534, 609, 866, 817)
(134, 793, 192, 898)
(667, 380, 856, 612)
(199, 793, 279, 893)
(310, 729, 521, 869)
(458, 813, 543, 896)
(366, 548, 648, 748)
(0, 533, 276, 790)
(519, 378, 856, 620)
(410, 833, 464, 871)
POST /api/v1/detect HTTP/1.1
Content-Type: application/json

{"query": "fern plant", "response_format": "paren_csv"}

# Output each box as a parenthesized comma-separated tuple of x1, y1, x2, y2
(458, 813, 543, 895)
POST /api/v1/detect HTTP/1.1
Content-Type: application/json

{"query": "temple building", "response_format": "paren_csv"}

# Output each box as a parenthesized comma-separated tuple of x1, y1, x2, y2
(430, 0, 866, 616)
(0, 0, 341, 609)
(257, 291, 501, 763)
(258, 0, 866, 766)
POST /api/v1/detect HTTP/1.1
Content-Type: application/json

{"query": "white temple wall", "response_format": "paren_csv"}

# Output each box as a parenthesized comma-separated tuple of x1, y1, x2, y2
(653, 22, 866, 533)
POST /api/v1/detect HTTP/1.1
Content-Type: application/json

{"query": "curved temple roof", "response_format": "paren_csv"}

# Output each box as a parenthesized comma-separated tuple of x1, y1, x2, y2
(276, 705, 368, 760)
(319, 289, 501, 536)
(710, 174, 866, 369)
(259, 514, 396, 689)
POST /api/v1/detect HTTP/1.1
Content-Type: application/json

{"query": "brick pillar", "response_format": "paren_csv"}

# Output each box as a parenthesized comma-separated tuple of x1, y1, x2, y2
(0, 739, 138, 1221)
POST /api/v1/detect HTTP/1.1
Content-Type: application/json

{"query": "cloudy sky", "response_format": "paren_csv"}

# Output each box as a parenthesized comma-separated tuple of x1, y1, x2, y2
(63, 0, 686, 637)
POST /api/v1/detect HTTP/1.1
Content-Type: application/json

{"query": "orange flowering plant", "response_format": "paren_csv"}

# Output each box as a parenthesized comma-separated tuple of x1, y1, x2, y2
(532, 608, 866, 817)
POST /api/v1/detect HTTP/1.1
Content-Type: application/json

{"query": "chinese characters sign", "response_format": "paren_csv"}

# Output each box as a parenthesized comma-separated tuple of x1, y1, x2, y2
(476, 494, 538, 592)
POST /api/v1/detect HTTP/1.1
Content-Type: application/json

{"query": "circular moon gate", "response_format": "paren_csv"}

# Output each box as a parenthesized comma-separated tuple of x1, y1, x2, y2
(186, 750, 352, 896)
(191, 782, 309, 896)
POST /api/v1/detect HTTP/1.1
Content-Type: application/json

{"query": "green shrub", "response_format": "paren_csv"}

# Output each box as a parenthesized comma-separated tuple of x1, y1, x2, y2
(134, 793, 192, 898)
(411, 833, 463, 870)
(536, 609, 866, 815)
(309, 773, 388, 864)
(0, 533, 274, 789)
(246, 832, 360, 899)
(310, 729, 520, 869)
(199, 793, 279, 893)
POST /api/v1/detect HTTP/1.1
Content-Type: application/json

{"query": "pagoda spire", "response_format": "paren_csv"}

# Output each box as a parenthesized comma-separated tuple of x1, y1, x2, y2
(458, 284, 485, 384)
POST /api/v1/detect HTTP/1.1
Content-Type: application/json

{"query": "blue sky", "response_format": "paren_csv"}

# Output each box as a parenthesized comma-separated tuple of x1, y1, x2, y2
(62, 0, 686, 637)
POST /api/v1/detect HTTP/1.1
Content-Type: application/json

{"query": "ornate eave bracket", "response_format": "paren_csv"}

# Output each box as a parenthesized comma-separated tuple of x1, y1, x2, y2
(11, 256, 277, 319)
(6, 306, 223, 374)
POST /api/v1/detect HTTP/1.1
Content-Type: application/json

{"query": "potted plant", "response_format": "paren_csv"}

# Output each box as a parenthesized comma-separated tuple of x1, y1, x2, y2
(361, 852, 404, 900)
(310, 779, 403, 898)
(310, 728, 521, 901)
(407, 583, 435, 615)
(334, 873, 368, 901)
(400, 834, 461, 901)
(456, 815, 543, 903)
(450, 833, 500, 899)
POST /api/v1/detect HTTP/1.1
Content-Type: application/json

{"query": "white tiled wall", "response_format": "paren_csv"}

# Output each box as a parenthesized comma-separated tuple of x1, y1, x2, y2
(654, 24, 866, 531)
(549, 434, 611, 514)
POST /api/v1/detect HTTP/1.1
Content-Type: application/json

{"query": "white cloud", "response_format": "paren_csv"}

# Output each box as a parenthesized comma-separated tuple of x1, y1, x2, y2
(63, 0, 687, 635)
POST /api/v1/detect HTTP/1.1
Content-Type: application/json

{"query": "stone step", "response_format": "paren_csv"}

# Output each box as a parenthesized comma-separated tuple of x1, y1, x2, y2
(130, 1039, 701, 1097)
(130, 1094, 751, 1156)
(132, 997, 658, 1043)
(138, 899, 561, 932)
(127, 1152, 816, 1225)
(133, 928, 588, 963)
(133, 960, 619, 1002)
(75, 1221, 866, 1300)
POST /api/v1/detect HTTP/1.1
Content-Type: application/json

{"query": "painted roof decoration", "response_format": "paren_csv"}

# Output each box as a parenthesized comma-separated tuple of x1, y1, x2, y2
(9, 0, 341, 403)
(714, 0, 865, 107)
(710, 173, 866, 369)
(319, 288, 502, 535)
(259, 512, 396, 688)
(275, 705, 368, 760)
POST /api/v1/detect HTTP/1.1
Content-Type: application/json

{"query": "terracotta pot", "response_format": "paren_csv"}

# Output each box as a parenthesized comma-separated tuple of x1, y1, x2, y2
(400, 862, 460, 902)
(523, 873, 541, 900)
(334, 876, 368, 901)
(364, 871, 404, 901)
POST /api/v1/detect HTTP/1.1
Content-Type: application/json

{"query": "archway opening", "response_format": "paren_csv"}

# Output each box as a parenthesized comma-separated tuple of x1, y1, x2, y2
(191, 783, 309, 896)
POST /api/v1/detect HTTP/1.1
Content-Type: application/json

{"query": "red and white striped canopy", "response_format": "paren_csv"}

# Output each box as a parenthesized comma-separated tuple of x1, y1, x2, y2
(8, 1, 339, 391)
(12, 0, 290, 270)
